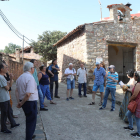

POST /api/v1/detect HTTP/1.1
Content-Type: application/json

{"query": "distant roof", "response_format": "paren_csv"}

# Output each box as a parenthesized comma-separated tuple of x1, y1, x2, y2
(103, 13, 140, 20)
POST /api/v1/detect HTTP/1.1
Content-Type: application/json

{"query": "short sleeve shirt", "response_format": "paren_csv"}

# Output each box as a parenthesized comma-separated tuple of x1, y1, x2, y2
(93, 67, 106, 86)
(64, 68, 76, 80)
(49, 64, 59, 82)
(106, 72, 118, 88)
(0, 74, 10, 102)
(77, 68, 87, 83)
(32, 68, 39, 86)
(16, 72, 38, 101)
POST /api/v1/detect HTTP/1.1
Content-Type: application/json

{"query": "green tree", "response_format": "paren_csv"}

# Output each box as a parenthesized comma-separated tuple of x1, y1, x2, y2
(0, 50, 4, 53)
(31, 30, 67, 61)
(3, 43, 21, 54)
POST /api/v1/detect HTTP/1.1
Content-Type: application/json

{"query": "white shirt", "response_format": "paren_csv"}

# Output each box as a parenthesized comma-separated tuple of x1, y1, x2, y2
(16, 72, 38, 101)
(64, 68, 76, 80)
(77, 68, 87, 83)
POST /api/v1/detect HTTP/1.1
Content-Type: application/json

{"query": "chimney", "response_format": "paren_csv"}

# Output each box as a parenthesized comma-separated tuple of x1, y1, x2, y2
(31, 47, 34, 53)
(15, 48, 20, 62)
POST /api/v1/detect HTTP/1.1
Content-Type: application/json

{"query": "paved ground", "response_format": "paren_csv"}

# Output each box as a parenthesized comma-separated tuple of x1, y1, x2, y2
(0, 83, 46, 140)
(0, 83, 136, 140)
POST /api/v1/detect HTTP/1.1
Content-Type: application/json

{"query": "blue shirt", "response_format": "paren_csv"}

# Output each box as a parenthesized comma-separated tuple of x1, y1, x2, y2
(32, 68, 39, 86)
(106, 72, 118, 89)
(93, 67, 106, 86)
(48, 64, 59, 81)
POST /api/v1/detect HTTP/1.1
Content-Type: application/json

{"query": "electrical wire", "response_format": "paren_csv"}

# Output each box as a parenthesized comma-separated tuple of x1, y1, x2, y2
(0, 9, 32, 45)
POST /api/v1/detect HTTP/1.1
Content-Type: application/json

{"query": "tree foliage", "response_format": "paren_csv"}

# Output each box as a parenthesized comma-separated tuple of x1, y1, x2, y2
(0, 43, 21, 54)
(31, 30, 67, 61)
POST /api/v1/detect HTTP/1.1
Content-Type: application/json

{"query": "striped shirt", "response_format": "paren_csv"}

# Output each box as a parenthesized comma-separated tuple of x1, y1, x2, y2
(106, 72, 118, 89)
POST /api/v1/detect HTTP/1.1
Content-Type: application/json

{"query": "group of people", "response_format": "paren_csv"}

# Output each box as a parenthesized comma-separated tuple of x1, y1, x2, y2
(1, 58, 140, 139)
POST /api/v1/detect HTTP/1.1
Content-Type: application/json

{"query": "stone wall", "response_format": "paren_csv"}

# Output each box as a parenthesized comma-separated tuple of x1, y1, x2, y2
(57, 29, 87, 85)
(85, 17, 140, 72)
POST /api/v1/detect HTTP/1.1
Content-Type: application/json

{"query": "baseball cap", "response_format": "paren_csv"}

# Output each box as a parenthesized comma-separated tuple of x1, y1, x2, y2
(108, 65, 115, 69)
(69, 63, 73, 66)
(96, 62, 100, 65)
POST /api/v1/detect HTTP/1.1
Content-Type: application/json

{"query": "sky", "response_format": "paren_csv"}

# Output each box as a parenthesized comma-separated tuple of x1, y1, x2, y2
(0, 0, 140, 50)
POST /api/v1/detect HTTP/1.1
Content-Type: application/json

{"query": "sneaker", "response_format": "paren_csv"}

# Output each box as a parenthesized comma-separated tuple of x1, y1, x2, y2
(131, 132, 140, 138)
(1, 129, 12, 134)
(66, 98, 69, 101)
(11, 124, 20, 129)
(32, 135, 36, 139)
(40, 108, 48, 111)
(124, 126, 134, 131)
(99, 107, 105, 110)
(83, 95, 87, 97)
(69, 97, 74, 100)
(79, 95, 82, 98)
(110, 108, 115, 111)
(55, 96, 60, 98)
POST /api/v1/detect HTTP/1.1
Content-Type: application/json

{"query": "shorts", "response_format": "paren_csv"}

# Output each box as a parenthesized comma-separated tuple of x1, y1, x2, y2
(92, 84, 104, 92)
(67, 79, 75, 89)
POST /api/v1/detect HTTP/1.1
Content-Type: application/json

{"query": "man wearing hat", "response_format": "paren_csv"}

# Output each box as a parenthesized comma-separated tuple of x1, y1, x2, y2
(99, 65, 118, 111)
(89, 62, 106, 106)
(64, 63, 76, 101)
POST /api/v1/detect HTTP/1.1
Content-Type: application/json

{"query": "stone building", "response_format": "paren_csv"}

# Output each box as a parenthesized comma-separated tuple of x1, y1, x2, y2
(54, 3, 140, 89)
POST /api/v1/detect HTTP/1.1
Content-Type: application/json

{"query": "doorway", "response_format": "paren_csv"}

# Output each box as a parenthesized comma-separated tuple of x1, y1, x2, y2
(108, 43, 135, 84)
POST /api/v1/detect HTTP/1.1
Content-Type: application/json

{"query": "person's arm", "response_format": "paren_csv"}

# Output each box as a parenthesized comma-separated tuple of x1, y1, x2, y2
(52, 65, 60, 71)
(129, 83, 140, 102)
(108, 75, 118, 82)
(48, 70, 54, 77)
(77, 69, 79, 76)
(64, 69, 72, 77)
(17, 93, 32, 108)
(48, 66, 54, 77)
(38, 73, 42, 82)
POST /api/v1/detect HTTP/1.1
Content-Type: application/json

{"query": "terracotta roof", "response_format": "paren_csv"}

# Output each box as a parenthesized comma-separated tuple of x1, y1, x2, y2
(53, 24, 85, 47)
(20, 46, 32, 52)
(107, 4, 132, 11)
(103, 13, 140, 20)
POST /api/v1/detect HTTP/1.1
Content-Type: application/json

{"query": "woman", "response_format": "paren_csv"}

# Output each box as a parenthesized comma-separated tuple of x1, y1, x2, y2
(119, 70, 136, 122)
(38, 65, 56, 105)
(123, 71, 140, 138)
(100, 62, 106, 70)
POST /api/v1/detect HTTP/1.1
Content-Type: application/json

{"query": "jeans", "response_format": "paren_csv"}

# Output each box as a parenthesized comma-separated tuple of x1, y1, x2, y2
(37, 85, 44, 108)
(78, 83, 87, 96)
(126, 110, 140, 134)
(50, 80, 58, 98)
(0, 100, 16, 131)
(102, 87, 116, 109)
(22, 101, 37, 140)
(67, 79, 75, 89)
(40, 84, 52, 101)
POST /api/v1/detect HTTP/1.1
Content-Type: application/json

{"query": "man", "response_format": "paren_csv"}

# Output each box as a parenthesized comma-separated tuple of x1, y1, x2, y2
(30, 59, 48, 111)
(88, 62, 106, 106)
(64, 63, 76, 101)
(99, 65, 118, 111)
(16, 62, 38, 140)
(77, 63, 87, 97)
(48, 59, 60, 99)
(0, 63, 19, 134)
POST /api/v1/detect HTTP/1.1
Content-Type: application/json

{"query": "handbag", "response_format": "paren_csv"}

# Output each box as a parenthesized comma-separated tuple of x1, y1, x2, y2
(127, 100, 138, 113)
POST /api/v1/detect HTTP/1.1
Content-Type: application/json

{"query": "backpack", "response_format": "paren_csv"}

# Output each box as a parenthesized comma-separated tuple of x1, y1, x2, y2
(46, 66, 53, 77)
